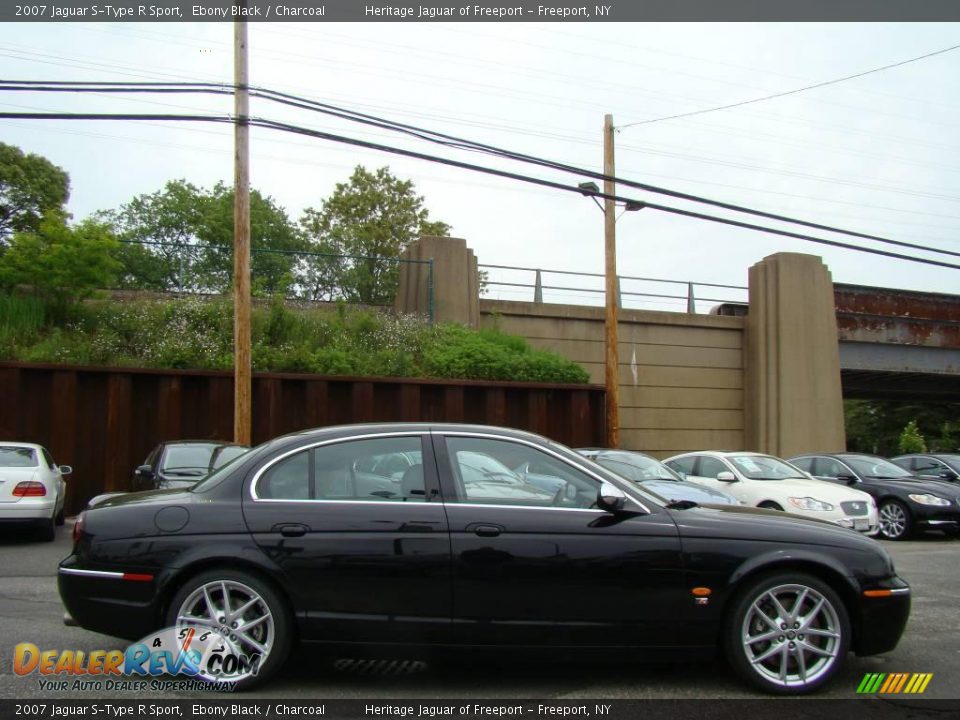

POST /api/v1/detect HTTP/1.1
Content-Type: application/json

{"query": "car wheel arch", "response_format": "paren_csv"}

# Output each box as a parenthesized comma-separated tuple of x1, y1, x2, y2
(725, 558, 861, 650)
(156, 559, 297, 637)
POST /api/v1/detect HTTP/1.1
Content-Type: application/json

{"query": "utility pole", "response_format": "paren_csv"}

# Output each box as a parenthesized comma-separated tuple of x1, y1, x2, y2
(233, 18, 252, 445)
(603, 114, 621, 448)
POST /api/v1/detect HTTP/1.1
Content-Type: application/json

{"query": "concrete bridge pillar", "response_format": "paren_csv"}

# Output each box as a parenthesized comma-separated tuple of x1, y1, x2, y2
(395, 236, 480, 327)
(745, 253, 846, 457)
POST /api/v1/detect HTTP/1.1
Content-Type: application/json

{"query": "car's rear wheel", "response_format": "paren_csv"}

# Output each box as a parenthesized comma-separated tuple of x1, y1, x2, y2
(37, 516, 55, 542)
(725, 572, 850, 694)
(878, 500, 912, 540)
(55, 506, 65, 526)
(758, 501, 784, 511)
(166, 569, 292, 690)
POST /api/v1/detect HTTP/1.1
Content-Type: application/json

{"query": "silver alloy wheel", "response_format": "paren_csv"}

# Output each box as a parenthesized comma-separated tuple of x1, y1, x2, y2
(741, 583, 843, 689)
(879, 502, 907, 539)
(175, 579, 275, 683)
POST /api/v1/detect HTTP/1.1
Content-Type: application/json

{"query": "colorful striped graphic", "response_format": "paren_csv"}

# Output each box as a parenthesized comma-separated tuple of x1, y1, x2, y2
(857, 673, 933, 694)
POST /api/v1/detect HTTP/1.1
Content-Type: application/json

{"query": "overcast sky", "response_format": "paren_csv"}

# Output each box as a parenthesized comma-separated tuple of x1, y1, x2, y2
(1, 21, 958, 310)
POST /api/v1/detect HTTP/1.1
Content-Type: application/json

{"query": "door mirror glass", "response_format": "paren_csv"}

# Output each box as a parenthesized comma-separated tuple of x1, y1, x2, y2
(716, 471, 736, 482)
(597, 482, 626, 513)
(59, 465, 72, 475)
(135, 465, 154, 478)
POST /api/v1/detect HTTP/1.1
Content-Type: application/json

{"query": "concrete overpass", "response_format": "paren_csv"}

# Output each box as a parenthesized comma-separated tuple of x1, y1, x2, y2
(397, 239, 958, 458)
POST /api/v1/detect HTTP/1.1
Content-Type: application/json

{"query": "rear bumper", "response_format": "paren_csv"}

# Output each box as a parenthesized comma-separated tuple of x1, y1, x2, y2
(0, 500, 55, 522)
(57, 560, 160, 641)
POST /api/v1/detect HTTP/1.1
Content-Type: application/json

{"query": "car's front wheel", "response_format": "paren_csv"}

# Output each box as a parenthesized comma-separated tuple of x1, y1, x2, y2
(878, 500, 912, 540)
(166, 569, 292, 690)
(725, 572, 850, 694)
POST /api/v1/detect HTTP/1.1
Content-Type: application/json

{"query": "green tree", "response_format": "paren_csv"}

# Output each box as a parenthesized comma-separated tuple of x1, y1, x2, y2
(98, 180, 205, 291)
(300, 166, 450, 304)
(0, 143, 70, 245)
(897, 420, 928, 454)
(0, 211, 120, 315)
(194, 183, 307, 296)
(102, 180, 305, 294)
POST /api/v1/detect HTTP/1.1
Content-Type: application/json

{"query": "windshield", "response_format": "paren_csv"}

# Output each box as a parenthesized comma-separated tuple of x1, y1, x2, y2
(844, 456, 912, 479)
(728, 455, 806, 481)
(162, 444, 222, 473)
(0, 447, 37, 467)
(590, 452, 681, 483)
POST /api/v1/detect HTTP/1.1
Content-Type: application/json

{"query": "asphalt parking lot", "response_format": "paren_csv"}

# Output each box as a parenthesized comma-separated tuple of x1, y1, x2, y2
(0, 522, 957, 701)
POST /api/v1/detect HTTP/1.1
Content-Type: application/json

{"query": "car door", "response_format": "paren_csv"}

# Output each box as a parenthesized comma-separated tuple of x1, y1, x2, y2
(241, 431, 452, 645)
(434, 431, 689, 651)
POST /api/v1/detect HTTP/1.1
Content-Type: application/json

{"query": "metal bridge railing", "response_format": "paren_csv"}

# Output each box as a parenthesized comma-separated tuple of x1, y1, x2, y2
(479, 264, 747, 314)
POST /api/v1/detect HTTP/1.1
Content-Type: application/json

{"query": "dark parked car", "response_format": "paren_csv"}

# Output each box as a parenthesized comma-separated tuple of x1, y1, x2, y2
(133, 440, 249, 491)
(789, 453, 960, 540)
(575, 448, 741, 506)
(891, 454, 960, 483)
(60, 424, 910, 694)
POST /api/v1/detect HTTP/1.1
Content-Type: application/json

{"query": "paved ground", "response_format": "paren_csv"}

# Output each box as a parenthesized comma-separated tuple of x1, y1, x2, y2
(0, 522, 956, 700)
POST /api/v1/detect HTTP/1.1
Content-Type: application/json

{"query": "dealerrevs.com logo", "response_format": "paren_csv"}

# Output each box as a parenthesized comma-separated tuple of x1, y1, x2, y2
(13, 626, 259, 692)
(857, 673, 934, 695)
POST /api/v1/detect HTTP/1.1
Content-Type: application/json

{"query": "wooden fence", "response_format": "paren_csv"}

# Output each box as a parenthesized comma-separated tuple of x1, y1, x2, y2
(0, 363, 605, 514)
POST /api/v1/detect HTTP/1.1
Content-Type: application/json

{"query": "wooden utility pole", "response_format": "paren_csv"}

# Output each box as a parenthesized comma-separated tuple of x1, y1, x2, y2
(603, 114, 620, 448)
(233, 18, 252, 445)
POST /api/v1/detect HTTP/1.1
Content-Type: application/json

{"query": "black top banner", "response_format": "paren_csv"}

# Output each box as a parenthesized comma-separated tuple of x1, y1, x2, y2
(2, 0, 960, 22)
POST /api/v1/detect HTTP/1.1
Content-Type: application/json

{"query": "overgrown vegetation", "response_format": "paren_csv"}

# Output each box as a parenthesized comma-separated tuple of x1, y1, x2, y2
(846, 399, 958, 455)
(0, 293, 590, 384)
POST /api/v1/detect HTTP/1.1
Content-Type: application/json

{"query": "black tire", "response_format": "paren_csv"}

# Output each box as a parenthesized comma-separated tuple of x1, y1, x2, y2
(878, 499, 912, 541)
(55, 506, 65, 526)
(165, 568, 293, 691)
(37, 516, 56, 542)
(758, 501, 784, 511)
(724, 572, 850, 695)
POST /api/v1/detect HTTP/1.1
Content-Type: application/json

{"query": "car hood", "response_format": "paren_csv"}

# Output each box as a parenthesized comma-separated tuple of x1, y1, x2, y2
(865, 476, 960, 497)
(756, 476, 872, 503)
(670, 502, 880, 549)
(639, 479, 739, 505)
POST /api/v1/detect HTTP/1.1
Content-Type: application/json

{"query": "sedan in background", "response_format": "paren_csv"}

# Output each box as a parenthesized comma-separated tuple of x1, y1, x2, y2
(663, 451, 878, 534)
(133, 440, 249, 491)
(576, 448, 740, 506)
(789, 453, 960, 540)
(0, 442, 70, 541)
(61, 423, 911, 695)
(890, 454, 960, 483)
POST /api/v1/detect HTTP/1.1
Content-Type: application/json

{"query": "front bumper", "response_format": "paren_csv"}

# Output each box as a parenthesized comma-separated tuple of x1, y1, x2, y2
(855, 576, 911, 656)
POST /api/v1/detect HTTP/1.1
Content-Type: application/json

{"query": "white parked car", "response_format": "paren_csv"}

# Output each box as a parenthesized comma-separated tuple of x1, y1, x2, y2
(663, 451, 879, 534)
(0, 442, 70, 541)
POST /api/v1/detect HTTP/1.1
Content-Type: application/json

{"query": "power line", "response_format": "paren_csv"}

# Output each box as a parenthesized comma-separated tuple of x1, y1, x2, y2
(4, 79, 958, 261)
(619, 43, 960, 129)
(1, 108, 958, 273)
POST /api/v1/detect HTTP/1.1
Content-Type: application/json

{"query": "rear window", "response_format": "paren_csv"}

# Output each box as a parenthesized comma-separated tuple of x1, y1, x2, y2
(0, 447, 38, 467)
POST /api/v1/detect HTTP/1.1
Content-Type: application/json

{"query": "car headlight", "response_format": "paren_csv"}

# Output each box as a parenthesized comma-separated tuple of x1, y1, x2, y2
(788, 497, 835, 512)
(908, 493, 950, 506)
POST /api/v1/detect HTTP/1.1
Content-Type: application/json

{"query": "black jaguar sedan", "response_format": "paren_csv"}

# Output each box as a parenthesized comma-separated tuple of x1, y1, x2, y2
(60, 424, 910, 694)
(789, 452, 960, 540)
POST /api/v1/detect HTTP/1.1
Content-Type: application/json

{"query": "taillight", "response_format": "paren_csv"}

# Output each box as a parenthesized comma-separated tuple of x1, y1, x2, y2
(73, 512, 85, 543)
(13, 481, 46, 497)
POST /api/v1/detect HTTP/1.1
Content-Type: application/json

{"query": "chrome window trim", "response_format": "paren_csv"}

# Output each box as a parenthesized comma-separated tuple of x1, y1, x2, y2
(249, 431, 426, 502)
(434, 430, 651, 514)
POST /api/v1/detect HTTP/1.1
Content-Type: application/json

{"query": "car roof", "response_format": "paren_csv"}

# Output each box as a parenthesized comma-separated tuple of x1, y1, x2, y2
(0, 441, 43, 450)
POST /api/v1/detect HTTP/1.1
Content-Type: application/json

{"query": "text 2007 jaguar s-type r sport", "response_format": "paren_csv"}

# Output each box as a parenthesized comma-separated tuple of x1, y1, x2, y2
(59, 424, 911, 694)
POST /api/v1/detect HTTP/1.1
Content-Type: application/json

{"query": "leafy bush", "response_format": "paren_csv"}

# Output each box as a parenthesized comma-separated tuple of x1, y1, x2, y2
(2, 295, 589, 384)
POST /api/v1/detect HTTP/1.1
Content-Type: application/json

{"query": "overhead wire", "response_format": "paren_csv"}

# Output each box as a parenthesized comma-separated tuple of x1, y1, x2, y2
(3, 79, 957, 261)
(1, 107, 958, 272)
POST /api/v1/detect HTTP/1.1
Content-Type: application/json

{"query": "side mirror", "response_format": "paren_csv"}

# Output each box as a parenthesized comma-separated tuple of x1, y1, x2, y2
(837, 474, 858, 486)
(59, 465, 72, 475)
(135, 465, 154, 479)
(939, 471, 959, 482)
(597, 482, 627, 513)
(716, 471, 736, 483)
